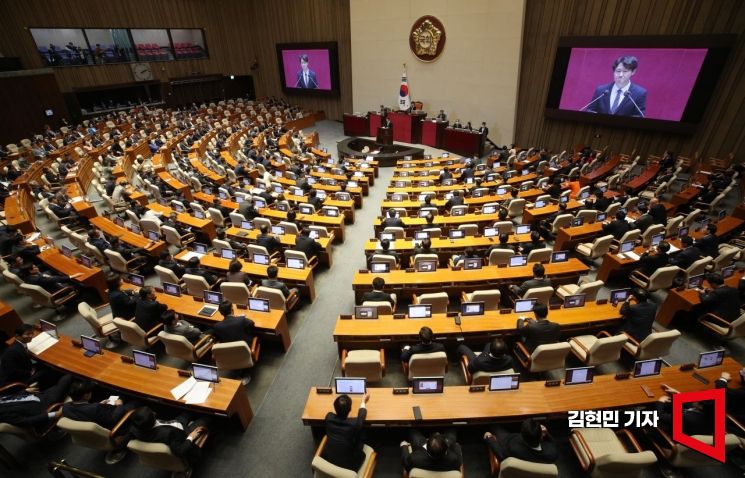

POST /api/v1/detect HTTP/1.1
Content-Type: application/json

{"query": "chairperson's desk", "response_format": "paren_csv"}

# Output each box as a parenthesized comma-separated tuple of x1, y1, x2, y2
(351, 259, 590, 302)
(333, 302, 624, 354)
(33, 335, 253, 430)
(174, 250, 317, 302)
(302, 358, 742, 433)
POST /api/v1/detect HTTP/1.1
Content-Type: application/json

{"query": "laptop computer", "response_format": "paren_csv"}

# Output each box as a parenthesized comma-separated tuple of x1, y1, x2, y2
(565, 367, 595, 385)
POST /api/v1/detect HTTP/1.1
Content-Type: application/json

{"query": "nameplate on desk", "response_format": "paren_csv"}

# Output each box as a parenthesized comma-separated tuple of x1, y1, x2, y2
(154, 287, 164, 293)
(544, 380, 561, 387)
(614, 372, 630, 380)
(597, 299, 608, 305)
(71, 339, 82, 348)
(339, 315, 352, 320)
(316, 387, 333, 395)
(193, 297, 203, 302)
(236, 304, 247, 310)
(393, 388, 409, 395)
(177, 369, 191, 377)
(358, 269, 369, 273)
(679, 363, 695, 371)
(549, 304, 561, 310)
(393, 314, 405, 320)
(405, 268, 415, 273)
(499, 309, 511, 315)
(469, 385, 485, 392)
(120, 356, 134, 364)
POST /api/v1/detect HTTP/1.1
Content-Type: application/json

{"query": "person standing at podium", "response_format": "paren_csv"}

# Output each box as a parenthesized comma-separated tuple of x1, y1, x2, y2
(382, 116, 392, 129)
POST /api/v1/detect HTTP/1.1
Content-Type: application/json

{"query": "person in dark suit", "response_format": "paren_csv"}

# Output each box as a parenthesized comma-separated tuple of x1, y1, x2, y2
(632, 205, 654, 233)
(516, 303, 560, 353)
(602, 210, 632, 240)
(0, 325, 38, 385)
(0, 375, 72, 430)
(158, 251, 186, 278)
(669, 236, 701, 270)
(585, 56, 647, 117)
(256, 225, 282, 255)
(715, 371, 745, 426)
(213, 300, 255, 346)
(294, 228, 323, 261)
(618, 288, 657, 341)
(295, 54, 318, 89)
(321, 393, 370, 470)
(261, 265, 297, 299)
(185, 256, 218, 286)
(360, 277, 396, 306)
(401, 326, 446, 363)
(545, 178, 563, 200)
(367, 239, 400, 266)
(381, 209, 404, 229)
(519, 231, 546, 257)
(88, 230, 111, 253)
(308, 189, 324, 210)
(698, 272, 741, 322)
(510, 263, 552, 297)
(61, 380, 135, 430)
(637, 241, 670, 277)
(484, 418, 558, 464)
(593, 190, 612, 212)
(695, 223, 719, 259)
(22, 264, 78, 294)
(134, 287, 167, 332)
(655, 385, 714, 436)
(457, 337, 514, 374)
(648, 198, 667, 225)
(107, 274, 137, 320)
(400, 429, 463, 472)
(124, 406, 208, 466)
(444, 190, 465, 211)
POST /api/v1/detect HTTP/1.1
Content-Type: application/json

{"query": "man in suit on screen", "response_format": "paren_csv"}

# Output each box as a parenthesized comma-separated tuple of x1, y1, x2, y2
(585, 56, 647, 117)
(295, 54, 318, 89)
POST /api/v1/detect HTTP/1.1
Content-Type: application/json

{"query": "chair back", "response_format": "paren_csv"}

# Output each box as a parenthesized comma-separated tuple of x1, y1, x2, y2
(422, 227, 442, 238)
(157, 331, 197, 362)
(457, 224, 478, 236)
(127, 440, 188, 473)
(160, 226, 183, 247)
(498, 457, 558, 478)
(408, 351, 448, 380)
(139, 219, 160, 235)
(230, 212, 247, 228)
(551, 214, 574, 234)
(529, 342, 571, 373)
(665, 216, 683, 237)
(641, 224, 665, 246)
(711, 246, 739, 271)
(522, 286, 554, 305)
(494, 221, 514, 235)
(78, 302, 104, 336)
(361, 301, 393, 315)
(253, 217, 272, 230)
(220, 282, 251, 305)
(57, 417, 112, 451)
(593, 450, 658, 478)
(212, 341, 254, 371)
(590, 235, 615, 258)
(182, 274, 210, 297)
(207, 208, 225, 227)
(727, 313, 745, 338)
(682, 208, 701, 226)
(416, 292, 449, 314)
(685, 256, 712, 279)
(311, 455, 359, 478)
(409, 469, 462, 478)
(617, 229, 641, 244)
(586, 334, 628, 366)
(383, 227, 405, 239)
(468, 290, 501, 310)
(344, 350, 383, 382)
(371, 254, 397, 270)
(668, 434, 740, 467)
(247, 244, 271, 262)
(255, 286, 287, 310)
(19, 284, 54, 308)
(104, 250, 130, 274)
(213, 238, 233, 251)
(527, 248, 552, 263)
(634, 329, 681, 360)
(507, 198, 526, 217)
(285, 249, 309, 267)
(647, 266, 681, 291)
(309, 225, 329, 238)
(575, 280, 604, 301)
(113, 318, 148, 348)
(488, 249, 514, 266)
(3, 269, 26, 290)
(154, 265, 180, 286)
(576, 210, 597, 224)
(413, 254, 439, 270)
(279, 221, 299, 235)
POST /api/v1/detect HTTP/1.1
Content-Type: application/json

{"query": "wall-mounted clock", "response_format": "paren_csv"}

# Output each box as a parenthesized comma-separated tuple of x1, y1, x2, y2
(131, 62, 154, 81)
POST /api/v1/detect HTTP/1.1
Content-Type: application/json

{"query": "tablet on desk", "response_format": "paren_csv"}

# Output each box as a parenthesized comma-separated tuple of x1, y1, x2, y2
(551, 251, 568, 263)
(416, 260, 437, 272)
(515, 224, 531, 235)
(192, 363, 220, 383)
(509, 255, 527, 267)
(249, 298, 270, 313)
(197, 305, 218, 317)
(489, 374, 520, 391)
(40, 319, 58, 338)
(461, 302, 485, 316)
(514, 299, 537, 313)
(633, 358, 662, 378)
(81, 335, 102, 357)
(610, 288, 631, 305)
(128, 273, 145, 287)
(370, 262, 390, 273)
(698, 350, 725, 369)
(484, 227, 498, 237)
(203, 290, 223, 305)
(240, 220, 254, 230)
(252, 253, 270, 265)
(619, 241, 635, 254)
(193, 243, 208, 254)
(163, 282, 181, 297)
(412, 377, 444, 394)
(133, 350, 157, 370)
(60, 244, 73, 258)
(563, 294, 586, 309)
(687, 274, 704, 289)
(287, 257, 305, 270)
(335, 377, 365, 394)
(449, 229, 465, 239)
(464, 258, 482, 270)
(408, 305, 432, 319)
(221, 248, 237, 260)
(80, 255, 93, 268)
(565, 366, 594, 385)
(354, 306, 378, 319)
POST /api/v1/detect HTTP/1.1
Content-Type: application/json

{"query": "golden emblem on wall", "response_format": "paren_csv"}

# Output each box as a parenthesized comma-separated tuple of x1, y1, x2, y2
(409, 16, 446, 62)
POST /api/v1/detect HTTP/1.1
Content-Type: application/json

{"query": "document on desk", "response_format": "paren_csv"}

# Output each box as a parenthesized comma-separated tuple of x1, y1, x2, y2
(668, 244, 680, 253)
(28, 332, 59, 355)
(28, 232, 41, 242)
(180, 251, 205, 262)
(70, 196, 84, 203)
(625, 251, 641, 261)
(171, 376, 197, 400)
(184, 381, 212, 404)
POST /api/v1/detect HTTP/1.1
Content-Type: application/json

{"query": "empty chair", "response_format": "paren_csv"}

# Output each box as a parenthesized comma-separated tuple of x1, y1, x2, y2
(527, 247, 552, 263)
(162, 225, 195, 248)
(683, 256, 712, 280)
(211, 339, 260, 382)
(370, 254, 398, 270)
(57, 413, 135, 464)
(421, 227, 442, 238)
(664, 215, 683, 237)
(127, 428, 209, 478)
(629, 265, 681, 291)
(450, 205, 468, 216)
(278, 221, 299, 235)
(341, 349, 385, 382)
(556, 279, 604, 302)
(220, 282, 251, 305)
(105, 250, 143, 274)
(20, 284, 77, 319)
(212, 238, 233, 252)
(489, 249, 514, 266)
(551, 214, 573, 234)
(681, 208, 701, 227)
(254, 285, 299, 311)
(404, 351, 448, 380)
(230, 212, 247, 228)
(112, 317, 161, 349)
(85, 243, 107, 265)
(569, 428, 657, 478)
(576, 209, 597, 224)
(506, 198, 526, 218)
(362, 300, 394, 315)
(247, 244, 278, 263)
(311, 435, 377, 478)
(411, 253, 439, 270)
(457, 224, 479, 236)
(488, 456, 558, 478)
(643, 427, 740, 469)
(494, 221, 514, 235)
(285, 249, 318, 269)
(569, 332, 627, 366)
(207, 208, 226, 227)
(78, 302, 117, 348)
(521, 286, 554, 306)
(697, 311, 745, 340)
(576, 235, 614, 262)
(514, 342, 571, 374)
(157, 331, 213, 363)
(709, 245, 739, 271)
(460, 289, 501, 311)
(604, 202, 620, 217)
(182, 273, 211, 297)
(412, 292, 449, 314)
(640, 224, 665, 246)
(154, 265, 184, 288)
(622, 329, 681, 360)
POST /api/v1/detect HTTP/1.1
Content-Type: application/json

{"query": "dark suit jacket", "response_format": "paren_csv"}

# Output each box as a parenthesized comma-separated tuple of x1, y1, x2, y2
(603, 219, 632, 240)
(360, 290, 394, 306)
(594, 196, 612, 212)
(261, 278, 291, 298)
(638, 252, 669, 277)
(695, 234, 719, 259)
(515, 277, 552, 297)
(61, 402, 128, 430)
(670, 246, 702, 269)
(109, 289, 137, 320)
(213, 315, 255, 346)
(468, 343, 514, 373)
(633, 214, 654, 233)
(321, 409, 367, 470)
(382, 217, 405, 229)
(257, 233, 281, 254)
(0, 341, 32, 384)
(656, 401, 713, 436)
(486, 434, 558, 464)
(134, 298, 167, 332)
(401, 342, 446, 363)
(295, 69, 318, 89)
(127, 423, 200, 461)
(715, 378, 745, 424)
(519, 319, 561, 353)
(294, 236, 323, 260)
(158, 258, 185, 278)
(650, 204, 667, 225)
(620, 301, 657, 341)
(185, 266, 217, 285)
(402, 438, 462, 472)
(586, 82, 647, 117)
(700, 286, 741, 322)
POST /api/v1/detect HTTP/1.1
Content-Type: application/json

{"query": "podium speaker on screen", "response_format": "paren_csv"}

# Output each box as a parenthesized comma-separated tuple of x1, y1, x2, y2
(584, 56, 647, 117)
(295, 54, 318, 89)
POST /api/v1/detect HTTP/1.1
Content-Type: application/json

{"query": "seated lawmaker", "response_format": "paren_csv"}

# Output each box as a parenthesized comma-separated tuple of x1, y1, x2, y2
(602, 210, 631, 240)
(401, 326, 445, 363)
(516, 303, 560, 353)
(321, 393, 370, 471)
(400, 429, 463, 473)
(510, 263, 552, 297)
(61, 380, 136, 430)
(669, 235, 702, 269)
(134, 287, 167, 333)
(636, 241, 670, 277)
(698, 272, 741, 322)
(483, 418, 558, 464)
(360, 277, 396, 306)
(261, 265, 298, 299)
(457, 337, 514, 374)
(0, 375, 72, 430)
(294, 228, 323, 261)
(162, 310, 204, 343)
(694, 223, 719, 259)
(618, 288, 656, 342)
(214, 300, 255, 346)
(185, 256, 218, 286)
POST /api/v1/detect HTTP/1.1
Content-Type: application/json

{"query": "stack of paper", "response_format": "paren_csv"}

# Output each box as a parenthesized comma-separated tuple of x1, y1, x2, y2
(180, 251, 205, 262)
(170, 376, 213, 404)
(28, 332, 58, 355)
(626, 252, 641, 261)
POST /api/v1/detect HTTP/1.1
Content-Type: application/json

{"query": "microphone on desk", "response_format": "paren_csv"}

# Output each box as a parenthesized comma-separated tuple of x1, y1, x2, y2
(580, 90, 609, 112)
(623, 91, 645, 118)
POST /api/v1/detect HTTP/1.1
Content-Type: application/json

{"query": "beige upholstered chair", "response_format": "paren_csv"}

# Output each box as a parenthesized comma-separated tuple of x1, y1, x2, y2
(113, 318, 161, 349)
(285, 249, 318, 269)
(698, 312, 745, 340)
(362, 301, 393, 315)
(311, 435, 377, 478)
(708, 245, 739, 271)
(569, 332, 627, 366)
(460, 352, 515, 385)
(569, 428, 657, 478)
(127, 427, 208, 477)
(556, 279, 604, 302)
(664, 215, 683, 238)
(506, 198, 526, 218)
(683, 256, 712, 280)
(611, 229, 641, 249)
(403, 447, 463, 477)
(247, 244, 279, 263)
(488, 455, 558, 478)
(57, 412, 135, 464)
(643, 428, 740, 468)
(412, 292, 449, 314)
(488, 249, 514, 266)
(383, 226, 405, 239)
(640, 224, 665, 246)
(212, 338, 260, 379)
(526, 247, 552, 263)
(629, 265, 681, 291)
(154, 265, 184, 289)
(404, 351, 448, 381)
(576, 209, 597, 224)
(521, 286, 554, 306)
(460, 289, 501, 311)
(576, 235, 614, 261)
(341, 349, 385, 382)
(105, 250, 144, 274)
(370, 254, 398, 270)
(457, 224, 479, 236)
(182, 273, 211, 297)
(514, 342, 571, 373)
(161, 225, 195, 248)
(20, 283, 77, 316)
(254, 285, 299, 311)
(78, 302, 117, 348)
(493, 221, 514, 235)
(411, 253, 439, 270)
(622, 329, 681, 360)
(157, 331, 213, 363)
(551, 214, 573, 234)
(221, 282, 252, 305)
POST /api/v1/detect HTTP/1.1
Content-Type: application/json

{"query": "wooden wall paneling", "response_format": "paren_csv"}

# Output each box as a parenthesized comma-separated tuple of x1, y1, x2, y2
(515, 0, 745, 161)
(0, 72, 70, 145)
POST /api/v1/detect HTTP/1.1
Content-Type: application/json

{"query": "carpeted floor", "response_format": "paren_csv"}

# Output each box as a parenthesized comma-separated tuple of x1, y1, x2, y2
(2, 119, 744, 477)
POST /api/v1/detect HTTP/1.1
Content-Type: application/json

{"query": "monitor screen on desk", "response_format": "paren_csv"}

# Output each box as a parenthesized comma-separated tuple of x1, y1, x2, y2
(412, 377, 444, 394)
(687, 274, 704, 289)
(128, 273, 145, 287)
(271, 225, 285, 236)
(718, 209, 727, 221)
(163, 282, 181, 297)
(292, 187, 304, 196)
(534, 200, 547, 209)
(620, 241, 635, 253)
(114, 217, 125, 227)
(565, 366, 594, 385)
(461, 302, 485, 316)
(408, 305, 432, 319)
(221, 248, 237, 260)
(133, 350, 157, 370)
(515, 299, 537, 313)
(354, 306, 378, 319)
(651, 233, 665, 246)
(484, 227, 498, 237)
(380, 233, 395, 241)
(253, 253, 270, 265)
(194, 210, 205, 220)
(40, 319, 58, 338)
(287, 257, 305, 269)
(203, 290, 223, 305)
(678, 226, 689, 239)
(192, 363, 219, 383)
(496, 187, 508, 195)
(241, 221, 254, 230)
(60, 244, 73, 258)
(560, 195, 569, 204)
(275, 202, 287, 211)
(610, 288, 631, 305)
(509, 255, 527, 267)
(174, 203, 185, 212)
(564, 294, 586, 308)
(515, 225, 531, 235)
(80, 255, 93, 268)
(129, 223, 141, 234)
(193, 243, 208, 254)
(633, 358, 662, 378)
(571, 217, 584, 227)
(449, 229, 465, 239)
(722, 265, 735, 279)
(489, 374, 520, 391)
(552, 251, 569, 263)
(596, 212, 607, 222)
(299, 205, 314, 215)
(147, 230, 160, 241)
(335, 377, 365, 394)
(579, 191, 590, 200)
(464, 258, 482, 270)
(483, 205, 497, 215)
(81, 335, 102, 356)
(698, 350, 725, 369)
(219, 191, 228, 200)
(249, 298, 270, 313)
(370, 262, 390, 273)
(254, 199, 266, 208)
(415, 231, 429, 240)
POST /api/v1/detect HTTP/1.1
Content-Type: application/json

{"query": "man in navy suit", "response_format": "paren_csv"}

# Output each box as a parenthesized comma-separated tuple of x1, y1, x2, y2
(295, 54, 318, 89)
(585, 56, 647, 117)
